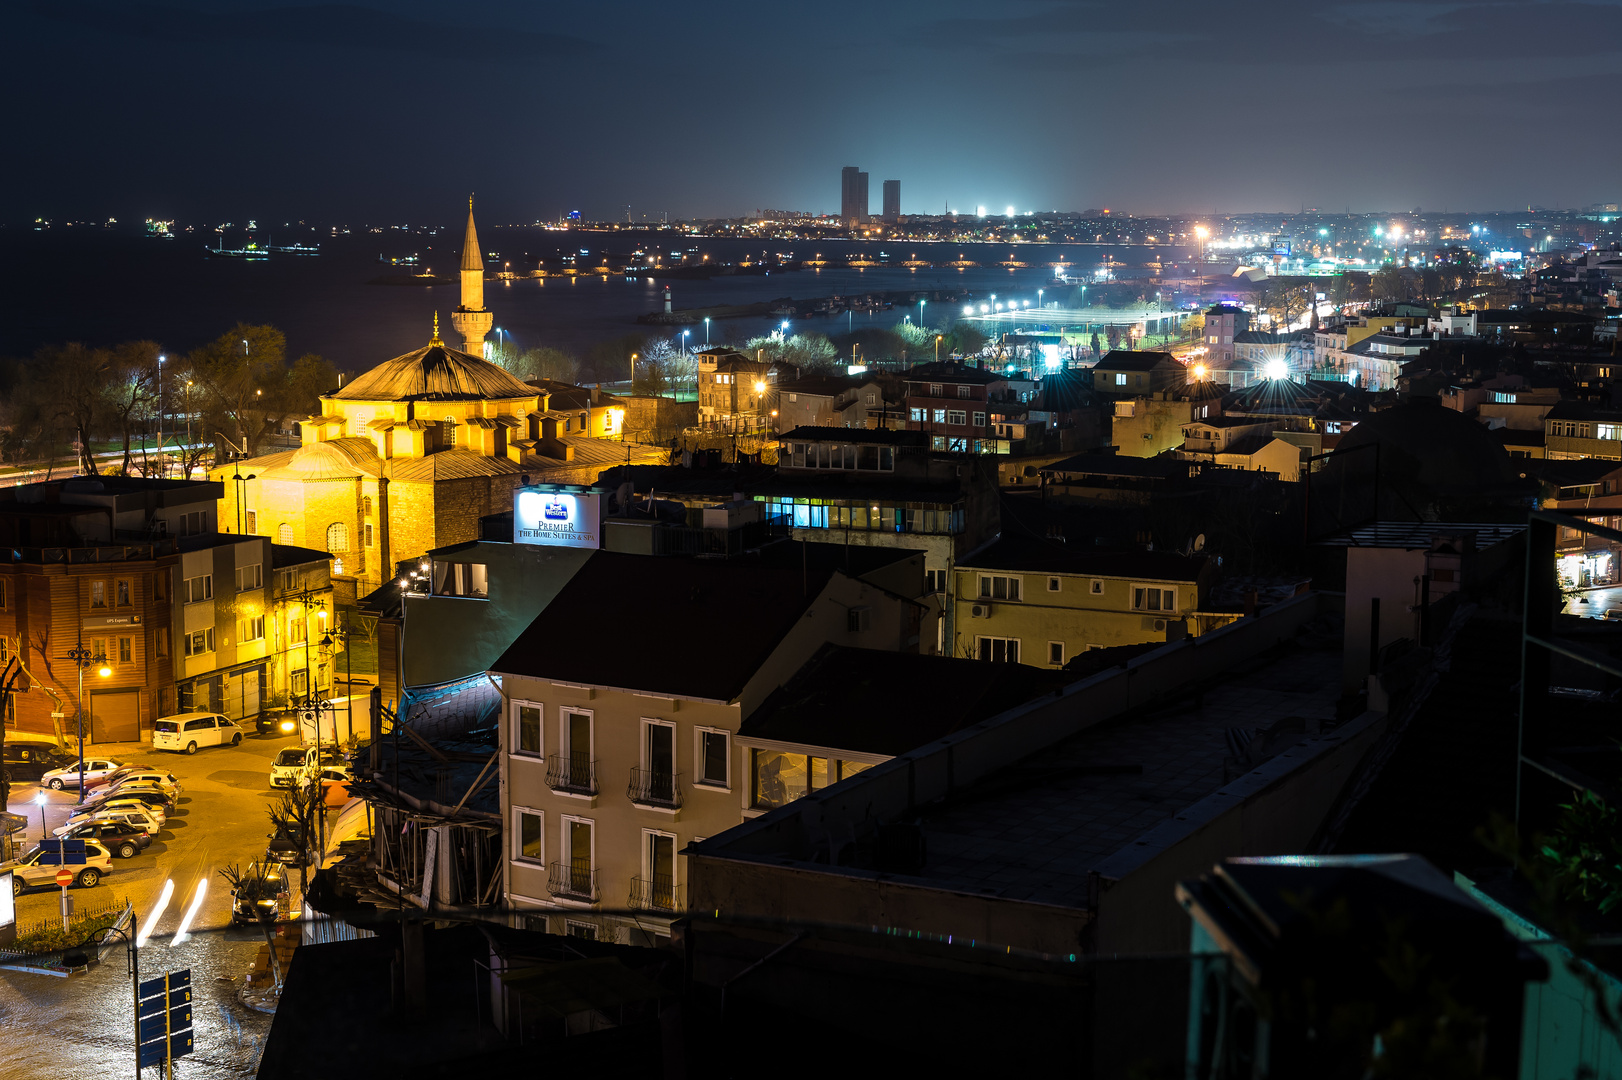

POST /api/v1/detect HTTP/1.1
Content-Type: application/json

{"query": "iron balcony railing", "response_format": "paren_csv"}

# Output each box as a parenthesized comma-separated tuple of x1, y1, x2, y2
(628, 875, 685, 913)
(545, 753, 597, 796)
(547, 862, 598, 903)
(627, 768, 683, 810)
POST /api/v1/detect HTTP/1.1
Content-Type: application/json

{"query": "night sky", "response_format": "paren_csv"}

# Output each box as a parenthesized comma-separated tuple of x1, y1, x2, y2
(9, 0, 1621, 223)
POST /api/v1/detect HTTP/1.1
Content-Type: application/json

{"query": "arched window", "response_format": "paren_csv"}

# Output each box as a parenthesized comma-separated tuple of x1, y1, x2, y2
(277, 523, 293, 545)
(332, 557, 345, 576)
(442, 417, 456, 446)
(326, 523, 349, 553)
(363, 495, 373, 516)
(579, 412, 589, 432)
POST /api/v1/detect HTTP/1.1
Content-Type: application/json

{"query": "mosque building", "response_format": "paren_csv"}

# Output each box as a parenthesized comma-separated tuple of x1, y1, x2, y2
(212, 200, 664, 596)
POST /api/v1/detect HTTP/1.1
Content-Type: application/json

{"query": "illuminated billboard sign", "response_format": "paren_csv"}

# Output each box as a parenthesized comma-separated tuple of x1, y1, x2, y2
(1489, 250, 1523, 262)
(514, 489, 602, 549)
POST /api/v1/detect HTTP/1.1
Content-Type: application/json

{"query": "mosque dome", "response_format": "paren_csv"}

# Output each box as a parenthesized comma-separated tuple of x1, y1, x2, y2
(333, 341, 535, 403)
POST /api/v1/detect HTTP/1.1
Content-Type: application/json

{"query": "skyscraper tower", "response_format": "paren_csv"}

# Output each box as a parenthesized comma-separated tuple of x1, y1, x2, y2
(450, 196, 493, 357)
(840, 166, 869, 226)
(882, 179, 900, 222)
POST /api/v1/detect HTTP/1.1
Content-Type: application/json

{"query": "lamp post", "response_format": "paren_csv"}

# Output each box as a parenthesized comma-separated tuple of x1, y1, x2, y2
(66, 635, 110, 803)
(629, 352, 638, 389)
(935, 335, 943, 362)
(35, 789, 46, 842)
(703, 317, 710, 347)
(1038, 289, 1044, 310)
(230, 471, 257, 534)
(156, 354, 165, 477)
(319, 625, 352, 748)
(918, 299, 926, 328)
(59, 913, 139, 1080)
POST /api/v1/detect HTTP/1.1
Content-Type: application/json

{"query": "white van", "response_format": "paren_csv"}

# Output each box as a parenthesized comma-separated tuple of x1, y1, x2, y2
(153, 712, 245, 755)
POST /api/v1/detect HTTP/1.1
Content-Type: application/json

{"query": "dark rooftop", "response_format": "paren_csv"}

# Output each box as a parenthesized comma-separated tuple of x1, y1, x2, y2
(1038, 452, 1193, 480)
(961, 536, 1206, 582)
(1095, 350, 1180, 371)
(780, 427, 928, 446)
(491, 551, 838, 701)
(739, 644, 1066, 756)
(271, 543, 333, 569)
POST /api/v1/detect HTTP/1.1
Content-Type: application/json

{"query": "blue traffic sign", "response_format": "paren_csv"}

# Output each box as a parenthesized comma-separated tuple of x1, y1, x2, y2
(139, 1042, 165, 1069)
(37, 839, 87, 866)
(138, 973, 166, 999)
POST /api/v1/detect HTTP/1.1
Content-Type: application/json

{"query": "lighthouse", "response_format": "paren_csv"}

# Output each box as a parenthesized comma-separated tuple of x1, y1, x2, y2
(663, 286, 672, 314)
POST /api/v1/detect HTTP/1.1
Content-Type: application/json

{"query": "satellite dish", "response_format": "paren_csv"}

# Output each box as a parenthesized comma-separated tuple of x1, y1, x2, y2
(1193, 533, 1206, 552)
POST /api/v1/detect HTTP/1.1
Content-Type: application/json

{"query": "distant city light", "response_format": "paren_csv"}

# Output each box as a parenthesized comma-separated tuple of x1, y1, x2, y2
(976, 206, 986, 217)
(963, 305, 975, 316)
(1005, 206, 1015, 217)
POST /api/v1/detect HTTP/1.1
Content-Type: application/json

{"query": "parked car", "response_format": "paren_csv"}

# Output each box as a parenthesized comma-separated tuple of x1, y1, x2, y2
(270, 746, 350, 788)
(3, 840, 114, 891)
(312, 768, 355, 808)
(57, 820, 152, 858)
(86, 764, 165, 793)
(228, 860, 287, 925)
(104, 770, 182, 799)
(2, 743, 76, 786)
(69, 797, 166, 829)
(153, 712, 244, 754)
(101, 784, 177, 812)
(57, 808, 162, 838)
(40, 757, 124, 791)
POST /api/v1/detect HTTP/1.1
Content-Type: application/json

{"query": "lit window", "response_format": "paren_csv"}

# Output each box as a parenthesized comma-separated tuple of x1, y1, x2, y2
(325, 523, 349, 553)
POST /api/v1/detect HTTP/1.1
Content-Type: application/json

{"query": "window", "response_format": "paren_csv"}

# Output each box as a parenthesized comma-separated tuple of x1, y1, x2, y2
(183, 629, 216, 657)
(1047, 577, 1061, 592)
(119, 637, 132, 663)
(332, 557, 344, 575)
(1132, 585, 1178, 612)
(235, 564, 263, 592)
(325, 523, 349, 553)
(0, 579, 7, 610)
(363, 496, 373, 516)
(957, 385, 971, 398)
(278, 524, 294, 545)
(365, 524, 374, 548)
(947, 410, 966, 426)
(183, 575, 212, 604)
(932, 409, 946, 424)
(279, 569, 298, 593)
(1048, 641, 1064, 665)
(978, 574, 1022, 601)
(643, 830, 678, 909)
(641, 719, 678, 803)
(909, 407, 923, 422)
(559, 816, 594, 898)
(752, 749, 827, 810)
(238, 616, 265, 643)
(865, 393, 876, 405)
(1115, 373, 1127, 385)
(1600, 424, 1622, 441)
(847, 606, 871, 632)
(291, 616, 307, 644)
(929, 384, 942, 396)
(695, 728, 729, 789)
(837, 760, 871, 782)
(973, 411, 986, 427)
(512, 701, 543, 758)
(436, 562, 489, 598)
(90, 581, 107, 608)
(291, 670, 308, 697)
(565, 922, 597, 941)
(976, 636, 1020, 663)
(245, 510, 257, 534)
(925, 569, 947, 593)
(115, 579, 132, 607)
(178, 511, 205, 536)
(1090, 579, 1105, 595)
(560, 708, 593, 786)
(156, 628, 169, 658)
(513, 808, 544, 865)
(442, 417, 456, 446)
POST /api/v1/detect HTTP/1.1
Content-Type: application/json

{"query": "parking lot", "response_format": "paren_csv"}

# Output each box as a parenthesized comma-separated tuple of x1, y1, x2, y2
(0, 729, 325, 1077)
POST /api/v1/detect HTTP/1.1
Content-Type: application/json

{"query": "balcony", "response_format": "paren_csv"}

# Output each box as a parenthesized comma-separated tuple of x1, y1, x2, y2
(627, 768, 683, 810)
(547, 862, 598, 903)
(546, 752, 598, 796)
(628, 876, 685, 913)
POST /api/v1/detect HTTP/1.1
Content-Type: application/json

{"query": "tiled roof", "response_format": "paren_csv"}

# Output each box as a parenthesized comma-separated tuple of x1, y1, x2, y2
(331, 343, 537, 402)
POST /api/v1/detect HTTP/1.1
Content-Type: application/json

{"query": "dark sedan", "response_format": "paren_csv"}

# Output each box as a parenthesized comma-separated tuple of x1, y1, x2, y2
(57, 820, 153, 858)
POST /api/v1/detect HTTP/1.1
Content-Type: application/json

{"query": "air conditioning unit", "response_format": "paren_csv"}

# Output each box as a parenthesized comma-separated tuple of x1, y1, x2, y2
(1153, 619, 1167, 632)
(971, 603, 992, 618)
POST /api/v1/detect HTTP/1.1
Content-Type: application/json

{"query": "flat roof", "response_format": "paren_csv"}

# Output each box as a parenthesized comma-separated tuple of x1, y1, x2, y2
(960, 537, 1206, 582)
(1314, 521, 1526, 548)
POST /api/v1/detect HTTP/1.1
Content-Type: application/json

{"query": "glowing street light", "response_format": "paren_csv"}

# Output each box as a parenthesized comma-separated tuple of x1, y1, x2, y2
(704, 316, 710, 346)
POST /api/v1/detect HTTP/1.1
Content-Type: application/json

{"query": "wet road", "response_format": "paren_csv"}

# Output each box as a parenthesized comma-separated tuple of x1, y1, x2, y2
(0, 732, 313, 1077)
(1565, 585, 1622, 619)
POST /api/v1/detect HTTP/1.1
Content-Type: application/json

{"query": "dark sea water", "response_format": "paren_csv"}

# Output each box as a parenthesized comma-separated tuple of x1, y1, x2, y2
(0, 226, 1195, 375)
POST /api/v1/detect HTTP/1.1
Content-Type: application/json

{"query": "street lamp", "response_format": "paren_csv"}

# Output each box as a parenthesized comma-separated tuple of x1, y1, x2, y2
(918, 299, 926, 327)
(35, 789, 46, 843)
(1038, 289, 1044, 309)
(629, 352, 638, 387)
(156, 354, 165, 476)
(66, 635, 110, 802)
(704, 317, 710, 346)
(935, 335, 943, 362)
(681, 330, 690, 359)
(230, 471, 257, 534)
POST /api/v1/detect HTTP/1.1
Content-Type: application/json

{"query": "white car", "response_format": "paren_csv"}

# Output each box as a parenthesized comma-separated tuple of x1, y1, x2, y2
(271, 746, 349, 789)
(105, 770, 183, 799)
(69, 797, 166, 829)
(4, 840, 115, 892)
(41, 757, 124, 791)
(153, 712, 244, 755)
(58, 807, 163, 837)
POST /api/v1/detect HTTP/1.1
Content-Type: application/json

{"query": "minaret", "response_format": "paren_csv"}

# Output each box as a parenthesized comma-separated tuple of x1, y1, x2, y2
(450, 195, 493, 356)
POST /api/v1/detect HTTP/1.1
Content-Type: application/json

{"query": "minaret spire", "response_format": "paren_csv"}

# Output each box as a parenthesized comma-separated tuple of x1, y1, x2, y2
(450, 194, 493, 357)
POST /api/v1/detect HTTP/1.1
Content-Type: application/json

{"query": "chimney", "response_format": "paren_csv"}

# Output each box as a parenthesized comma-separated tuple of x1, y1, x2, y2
(539, 417, 574, 461)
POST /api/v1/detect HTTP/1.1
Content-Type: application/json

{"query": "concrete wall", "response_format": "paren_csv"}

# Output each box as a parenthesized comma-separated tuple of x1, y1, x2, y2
(689, 593, 1322, 954)
(1342, 545, 1426, 691)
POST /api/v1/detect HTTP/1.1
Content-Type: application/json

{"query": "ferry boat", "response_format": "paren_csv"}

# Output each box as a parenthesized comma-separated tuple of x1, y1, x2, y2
(206, 239, 268, 260)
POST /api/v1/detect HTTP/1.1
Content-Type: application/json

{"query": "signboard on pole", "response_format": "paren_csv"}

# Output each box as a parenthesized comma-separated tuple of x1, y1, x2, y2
(38, 839, 87, 865)
(138, 969, 194, 1070)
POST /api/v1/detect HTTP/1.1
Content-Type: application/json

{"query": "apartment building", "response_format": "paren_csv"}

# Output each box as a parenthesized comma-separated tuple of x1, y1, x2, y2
(1090, 351, 1187, 398)
(696, 348, 773, 432)
(953, 538, 1225, 665)
(1544, 401, 1622, 460)
(492, 549, 926, 944)
(902, 361, 1006, 451)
